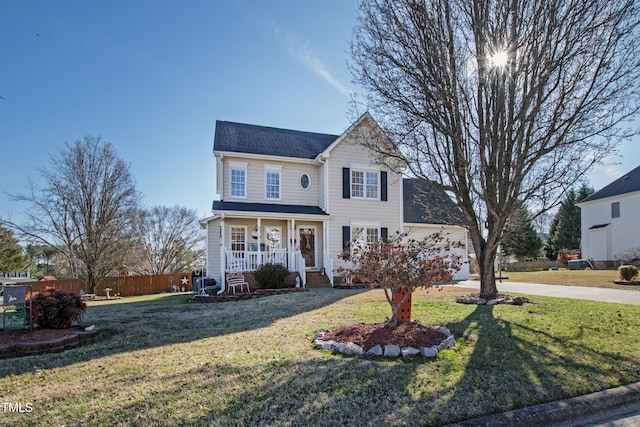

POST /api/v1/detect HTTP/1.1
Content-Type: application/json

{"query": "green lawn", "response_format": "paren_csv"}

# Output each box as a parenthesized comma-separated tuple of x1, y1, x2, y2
(503, 269, 640, 290)
(0, 288, 639, 426)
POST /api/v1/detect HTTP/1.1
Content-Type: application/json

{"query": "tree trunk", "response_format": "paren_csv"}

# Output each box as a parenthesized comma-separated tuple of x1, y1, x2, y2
(478, 249, 498, 299)
(386, 287, 413, 328)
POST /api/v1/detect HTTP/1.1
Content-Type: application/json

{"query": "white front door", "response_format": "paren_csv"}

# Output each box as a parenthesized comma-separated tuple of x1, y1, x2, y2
(297, 226, 317, 268)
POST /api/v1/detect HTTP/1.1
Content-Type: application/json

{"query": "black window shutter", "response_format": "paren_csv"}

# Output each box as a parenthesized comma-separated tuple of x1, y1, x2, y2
(381, 227, 388, 242)
(343, 168, 351, 199)
(342, 226, 351, 259)
(381, 171, 388, 201)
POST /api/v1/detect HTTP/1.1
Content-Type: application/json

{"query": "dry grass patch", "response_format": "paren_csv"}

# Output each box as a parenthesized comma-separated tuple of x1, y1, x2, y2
(504, 269, 640, 290)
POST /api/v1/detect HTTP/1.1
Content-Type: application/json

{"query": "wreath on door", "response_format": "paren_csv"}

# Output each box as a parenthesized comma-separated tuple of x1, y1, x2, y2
(300, 232, 314, 251)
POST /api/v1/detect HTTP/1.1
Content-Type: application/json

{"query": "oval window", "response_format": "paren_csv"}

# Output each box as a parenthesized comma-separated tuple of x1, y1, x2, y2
(300, 173, 311, 190)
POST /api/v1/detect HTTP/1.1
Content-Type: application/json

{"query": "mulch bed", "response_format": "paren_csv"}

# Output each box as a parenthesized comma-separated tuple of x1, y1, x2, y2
(0, 325, 102, 359)
(321, 321, 446, 351)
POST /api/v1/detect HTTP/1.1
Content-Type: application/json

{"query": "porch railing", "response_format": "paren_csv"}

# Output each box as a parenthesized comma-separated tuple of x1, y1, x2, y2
(295, 250, 306, 287)
(225, 249, 289, 272)
(323, 251, 334, 286)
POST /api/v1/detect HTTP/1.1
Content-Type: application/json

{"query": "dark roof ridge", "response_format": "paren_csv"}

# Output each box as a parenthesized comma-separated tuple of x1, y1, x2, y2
(213, 120, 340, 160)
(582, 164, 640, 203)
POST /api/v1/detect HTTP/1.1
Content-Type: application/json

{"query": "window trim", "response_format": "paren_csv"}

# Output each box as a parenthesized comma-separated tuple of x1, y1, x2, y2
(299, 173, 311, 191)
(230, 226, 247, 252)
(264, 165, 282, 200)
(611, 201, 621, 218)
(229, 161, 247, 199)
(350, 168, 380, 200)
(350, 223, 381, 250)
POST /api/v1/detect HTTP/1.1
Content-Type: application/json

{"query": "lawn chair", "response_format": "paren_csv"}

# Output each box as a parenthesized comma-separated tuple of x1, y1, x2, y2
(226, 273, 249, 294)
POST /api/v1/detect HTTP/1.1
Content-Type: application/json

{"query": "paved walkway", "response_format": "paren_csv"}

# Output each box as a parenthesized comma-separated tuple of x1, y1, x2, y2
(454, 280, 640, 305)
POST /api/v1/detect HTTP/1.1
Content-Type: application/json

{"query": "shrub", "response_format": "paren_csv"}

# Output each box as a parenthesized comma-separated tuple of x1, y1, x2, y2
(254, 263, 290, 289)
(28, 287, 87, 329)
(618, 265, 639, 281)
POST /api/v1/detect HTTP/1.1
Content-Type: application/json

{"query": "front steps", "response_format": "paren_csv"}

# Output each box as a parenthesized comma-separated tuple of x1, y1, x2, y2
(305, 271, 332, 288)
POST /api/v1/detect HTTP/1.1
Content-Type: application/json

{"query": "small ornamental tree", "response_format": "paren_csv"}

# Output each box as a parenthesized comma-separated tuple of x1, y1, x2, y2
(338, 230, 462, 327)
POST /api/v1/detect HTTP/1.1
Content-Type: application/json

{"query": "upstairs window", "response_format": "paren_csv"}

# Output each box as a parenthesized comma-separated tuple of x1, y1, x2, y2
(611, 201, 621, 218)
(265, 165, 282, 200)
(229, 163, 247, 198)
(351, 170, 379, 199)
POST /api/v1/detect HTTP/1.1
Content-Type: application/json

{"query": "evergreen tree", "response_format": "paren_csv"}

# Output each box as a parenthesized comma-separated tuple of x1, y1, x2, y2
(0, 224, 30, 273)
(502, 204, 543, 261)
(546, 185, 594, 260)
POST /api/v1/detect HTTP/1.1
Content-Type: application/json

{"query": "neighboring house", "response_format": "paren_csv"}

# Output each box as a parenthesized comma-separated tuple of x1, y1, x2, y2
(578, 165, 640, 268)
(200, 113, 469, 291)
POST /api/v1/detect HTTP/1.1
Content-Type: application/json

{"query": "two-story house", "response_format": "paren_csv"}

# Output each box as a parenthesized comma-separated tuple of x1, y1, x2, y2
(578, 165, 640, 268)
(200, 113, 469, 292)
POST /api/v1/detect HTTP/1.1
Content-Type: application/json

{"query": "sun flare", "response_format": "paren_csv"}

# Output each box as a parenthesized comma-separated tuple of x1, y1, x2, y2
(490, 51, 509, 68)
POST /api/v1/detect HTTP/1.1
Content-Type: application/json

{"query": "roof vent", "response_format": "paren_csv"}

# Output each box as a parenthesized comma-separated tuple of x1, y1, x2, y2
(623, 175, 630, 181)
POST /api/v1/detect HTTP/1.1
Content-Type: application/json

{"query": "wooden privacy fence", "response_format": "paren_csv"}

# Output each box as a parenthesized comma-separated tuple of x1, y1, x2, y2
(20, 273, 193, 297)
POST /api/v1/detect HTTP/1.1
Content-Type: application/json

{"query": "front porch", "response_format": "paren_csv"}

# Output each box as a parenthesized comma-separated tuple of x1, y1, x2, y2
(223, 249, 333, 289)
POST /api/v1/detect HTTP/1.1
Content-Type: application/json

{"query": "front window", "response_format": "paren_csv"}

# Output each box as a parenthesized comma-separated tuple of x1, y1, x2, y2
(351, 170, 379, 199)
(611, 202, 620, 218)
(352, 226, 379, 251)
(230, 168, 246, 198)
(230, 226, 246, 252)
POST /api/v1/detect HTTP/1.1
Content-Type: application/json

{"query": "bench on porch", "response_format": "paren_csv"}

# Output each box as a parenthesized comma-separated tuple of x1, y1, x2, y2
(226, 273, 249, 294)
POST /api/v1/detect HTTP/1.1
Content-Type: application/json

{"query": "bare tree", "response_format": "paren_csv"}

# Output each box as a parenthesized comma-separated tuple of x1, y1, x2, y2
(6, 136, 140, 293)
(350, 0, 640, 297)
(131, 205, 204, 275)
(338, 230, 462, 327)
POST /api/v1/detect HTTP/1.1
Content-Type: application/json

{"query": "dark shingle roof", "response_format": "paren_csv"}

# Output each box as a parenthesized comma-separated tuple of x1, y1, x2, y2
(403, 179, 466, 226)
(581, 165, 640, 203)
(214, 121, 339, 159)
(213, 201, 328, 216)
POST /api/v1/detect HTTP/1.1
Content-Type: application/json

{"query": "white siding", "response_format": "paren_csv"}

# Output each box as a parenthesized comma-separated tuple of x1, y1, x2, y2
(221, 155, 320, 205)
(404, 225, 470, 281)
(325, 121, 403, 271)
(205, 218, 222, 284)
(581, 191, 640, 261)
(318, 163, 326, 211)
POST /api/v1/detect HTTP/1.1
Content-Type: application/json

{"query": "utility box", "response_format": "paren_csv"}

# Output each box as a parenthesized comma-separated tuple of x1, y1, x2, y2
(567, 259, 593, 270)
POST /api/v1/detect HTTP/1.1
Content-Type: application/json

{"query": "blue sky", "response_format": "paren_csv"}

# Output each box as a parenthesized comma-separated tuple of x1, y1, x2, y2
(1, 1, 638, 226)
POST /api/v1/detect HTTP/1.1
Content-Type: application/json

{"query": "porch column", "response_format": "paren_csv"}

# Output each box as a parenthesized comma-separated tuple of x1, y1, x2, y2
(256, 217, 262, 269)
(219, 217, 226, 294)
(289, 219, 296, 270)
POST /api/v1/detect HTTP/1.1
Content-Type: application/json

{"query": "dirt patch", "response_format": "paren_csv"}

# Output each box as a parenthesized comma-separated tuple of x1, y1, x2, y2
(321, 321, 446, 351)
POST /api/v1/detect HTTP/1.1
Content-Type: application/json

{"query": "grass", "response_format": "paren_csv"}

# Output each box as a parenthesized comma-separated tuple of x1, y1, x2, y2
(502, 269, 640, 290)
(0, 288, 639, 426)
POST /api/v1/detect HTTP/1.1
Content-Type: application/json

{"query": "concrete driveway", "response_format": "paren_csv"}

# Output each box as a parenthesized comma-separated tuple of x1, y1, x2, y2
(454, 280, 640, 305)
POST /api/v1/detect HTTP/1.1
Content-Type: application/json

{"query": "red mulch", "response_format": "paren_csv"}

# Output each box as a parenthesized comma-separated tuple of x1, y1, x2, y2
(322, 321, 446, 351)
(0, 326, 85, 344)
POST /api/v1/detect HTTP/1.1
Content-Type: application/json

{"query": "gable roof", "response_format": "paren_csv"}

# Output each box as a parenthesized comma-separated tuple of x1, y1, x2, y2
(581, 165, 640, 203)
(403, 179, 466, 226)
(214, 121, 339, 159)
